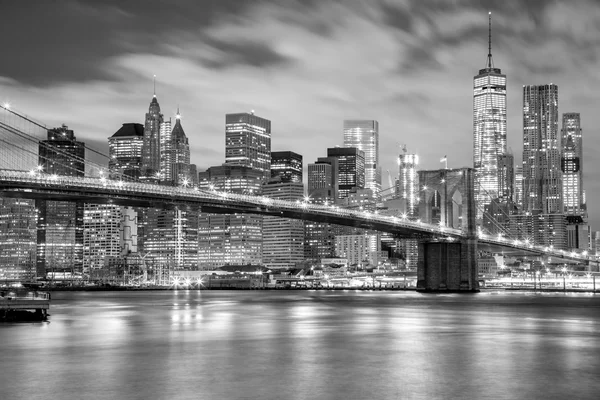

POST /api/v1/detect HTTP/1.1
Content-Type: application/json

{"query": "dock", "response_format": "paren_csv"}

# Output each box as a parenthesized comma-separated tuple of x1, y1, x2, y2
(0, 290, 50, 321)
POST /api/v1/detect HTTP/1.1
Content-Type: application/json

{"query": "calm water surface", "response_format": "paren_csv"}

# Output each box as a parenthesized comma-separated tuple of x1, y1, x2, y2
(1, 290, 600, 400)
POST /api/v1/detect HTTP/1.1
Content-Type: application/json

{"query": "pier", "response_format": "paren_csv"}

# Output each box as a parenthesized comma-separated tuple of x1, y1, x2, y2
(0, 290, 50, 321)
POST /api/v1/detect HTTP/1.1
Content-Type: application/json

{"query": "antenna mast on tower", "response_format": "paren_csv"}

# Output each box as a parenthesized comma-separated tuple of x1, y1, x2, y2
(487, 12, 493, 69)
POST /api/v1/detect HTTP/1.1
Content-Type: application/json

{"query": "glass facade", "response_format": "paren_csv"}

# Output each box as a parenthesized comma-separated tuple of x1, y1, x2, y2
(225, 112, 271, 179)
(270, 151, 302, 183)
(327, 147, 365, 199)
(398, 152, 419, 218)
(343, 120, 380, 198)
(522, 84, 562, 214)
(473, 68, 506, 210)
(561, 113, 585, 216)
(262, 182, 305, 269)
(108, 123, 144, 180)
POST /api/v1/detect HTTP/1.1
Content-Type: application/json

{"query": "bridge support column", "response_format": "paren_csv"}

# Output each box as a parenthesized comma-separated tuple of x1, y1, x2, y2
(417, 238, 479, 292)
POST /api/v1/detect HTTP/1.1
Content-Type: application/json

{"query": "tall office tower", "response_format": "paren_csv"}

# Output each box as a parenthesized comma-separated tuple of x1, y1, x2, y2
(522, 84, 561, 213)
(508, 213, 566, 250)
(162, 110, 192, 186)
(343, 120, 380, 198)
(473, 13, 507, 214)
(327, 147, 365, 199)
(497, 153, 514, 202)
(225, 112, 271, 179)
(262, 180, 305, 269)
(397, 149, 419, 218)
(271, 151, 303, 183)
(141, 93, 164, 182)
(307, 157, 338, 201)
(36, 125, 85, 278)
(397, 149, 420, 270)
(108, 123, 144, 180)
(514, 166, 523, 210)
(83, 204, 122, 274)
(561, 113, 585, 216)
(0, 198, 37, 280)
(158, 118, 172, 182)
(305, 157, 339, 261)
(198, 165, 264, 269)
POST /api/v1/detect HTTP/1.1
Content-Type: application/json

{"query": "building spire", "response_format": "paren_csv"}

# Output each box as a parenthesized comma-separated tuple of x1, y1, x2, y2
(176, 105, 181, 119)
(487, 12, 493, 69)
(153, 74, 156, 98)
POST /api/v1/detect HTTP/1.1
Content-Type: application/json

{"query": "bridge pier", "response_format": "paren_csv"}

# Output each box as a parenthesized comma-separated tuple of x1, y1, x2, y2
(417, 238, 479, 292)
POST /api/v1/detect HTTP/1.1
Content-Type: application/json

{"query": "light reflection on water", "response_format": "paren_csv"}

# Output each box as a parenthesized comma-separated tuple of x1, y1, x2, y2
(1, 290, 600, 400)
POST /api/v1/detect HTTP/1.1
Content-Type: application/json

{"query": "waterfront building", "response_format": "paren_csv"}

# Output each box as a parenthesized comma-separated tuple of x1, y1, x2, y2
(343, 120, 380, 198)
(271, 151, 302, 183)
(0, 198, 36, 280)
(198, 165, 264, 269)
(305, 158, 338, 262)
(327, 147, 365, 200)
(262, 179, 305, 269)
(561, 113, 585, 217)
(473, 13, 507, 214)
(141, 93, 164, 182)
(83, 204, 122, 273)
(225, 112, 271, 179)
(522, 84, 561, 214)
(36, 125, 85, 277)
(108, 123, 144, 180)
(335, 234, 380, 268)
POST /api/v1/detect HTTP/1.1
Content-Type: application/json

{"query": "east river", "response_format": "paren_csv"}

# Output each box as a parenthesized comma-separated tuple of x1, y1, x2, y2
(1, 290, 600, 400)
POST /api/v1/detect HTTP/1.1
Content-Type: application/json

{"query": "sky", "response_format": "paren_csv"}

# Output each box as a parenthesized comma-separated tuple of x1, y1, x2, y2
(1, 0, 600, 227)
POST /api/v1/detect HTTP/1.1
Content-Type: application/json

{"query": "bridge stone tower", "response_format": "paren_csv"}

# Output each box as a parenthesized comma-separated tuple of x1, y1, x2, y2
(416, 168, 478, 291)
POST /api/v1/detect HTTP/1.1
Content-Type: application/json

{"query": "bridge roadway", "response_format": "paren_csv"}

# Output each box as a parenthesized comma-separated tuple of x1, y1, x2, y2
(0, 170, 593, 264)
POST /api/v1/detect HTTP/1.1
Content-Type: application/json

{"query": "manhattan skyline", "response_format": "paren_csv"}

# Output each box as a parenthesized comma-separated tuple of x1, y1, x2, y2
(1, 1, 600, 226)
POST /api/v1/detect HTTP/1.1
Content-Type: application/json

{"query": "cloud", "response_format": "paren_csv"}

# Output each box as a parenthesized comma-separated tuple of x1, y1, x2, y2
(3, 0, 600, 227)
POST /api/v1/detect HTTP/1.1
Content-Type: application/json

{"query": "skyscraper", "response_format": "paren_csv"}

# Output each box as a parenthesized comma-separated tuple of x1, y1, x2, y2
(141, 93, 163, 182)
(262, 180, 305, 269)
(198, 165, 264, 269)
(561, 113, 585, 216)
(343, 120, 380, 198)
(522, 84, 561, 213)
(225, 112, 271, 179)
(327, 147, 365, 200)
(397, 149, 419, 218)
(160, 110, 192, 186)
(108, 123, 144, 180)
(36, 125, 85, 277)
(473, 13, 507, 211)
(271, 151, 302, 183)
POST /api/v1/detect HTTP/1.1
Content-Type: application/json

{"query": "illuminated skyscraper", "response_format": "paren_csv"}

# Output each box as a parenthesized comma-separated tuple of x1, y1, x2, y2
(305, 157, 338, 261)
(0, 198, 37, 280)
(262, 180, 305, 269)
(327, 147, 365, 200)
(522, 84, 561, 213)
(36, 125, 85, 277)
(561, 113, 585, 216)
(514, 166, 523, 210)
(160, 110, 192, 186)
(198, 165, 263, 269)
(141, 93, 163, 182)
(108, 123, 144, 180)
(473, 13, 507, 214)
(397, 149, 419, 218)
(225, 112, 271, 179)
(271, 151, 302, 183)
(343, 120, 380, 198)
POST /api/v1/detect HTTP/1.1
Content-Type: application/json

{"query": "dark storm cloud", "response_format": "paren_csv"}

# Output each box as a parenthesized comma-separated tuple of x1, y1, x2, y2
(200, 38, 292, 70)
